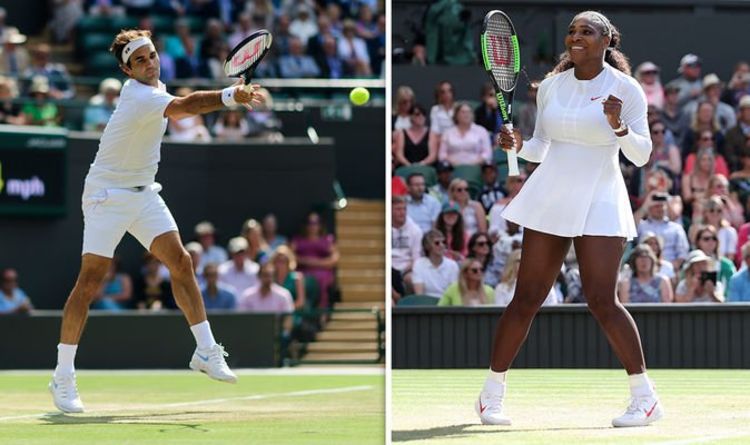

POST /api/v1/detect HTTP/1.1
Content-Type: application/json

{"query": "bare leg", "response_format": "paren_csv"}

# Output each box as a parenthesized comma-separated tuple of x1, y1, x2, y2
(574, 236, 646, 375)
(60, 254, 112, 344)
(149, 231, 206, 325)
(489, 229, 571, 371)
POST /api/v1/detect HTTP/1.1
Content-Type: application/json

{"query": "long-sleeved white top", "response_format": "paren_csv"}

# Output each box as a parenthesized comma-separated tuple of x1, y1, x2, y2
(502, 63, 652, 239)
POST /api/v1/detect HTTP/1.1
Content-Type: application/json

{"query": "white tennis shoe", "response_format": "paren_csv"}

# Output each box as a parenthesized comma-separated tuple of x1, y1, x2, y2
(49, 372, 85, 413)
(612, 394, 663, 427)
(189, 343, 237, 384)
(475, 389, 512, 426)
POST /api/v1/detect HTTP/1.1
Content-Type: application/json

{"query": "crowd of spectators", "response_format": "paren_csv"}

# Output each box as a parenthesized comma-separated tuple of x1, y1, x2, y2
(392, 54, 750, 306)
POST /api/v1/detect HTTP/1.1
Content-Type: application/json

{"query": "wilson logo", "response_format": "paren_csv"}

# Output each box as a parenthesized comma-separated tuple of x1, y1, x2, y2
(489, 35, 512, 66)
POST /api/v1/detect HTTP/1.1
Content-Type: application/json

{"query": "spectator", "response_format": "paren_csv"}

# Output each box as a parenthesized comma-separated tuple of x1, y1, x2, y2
(670, 53, 703, 108)
(201, 263, 237, 310)
(263, 213, 288, 251)
(683, 74, 736, 134)
(325, 2, 343, 36)
(448, 178, 487, 236)
(637, 192, 690, 270)
(412, 229, 459, 298)
(392, 85, 415, 131)
(168, 87, 212, 142)
(405, 172, 441, 234)
(682, 102, 725, 163)
(271, 245, 306, 309)
(92, 257, 133, 310)
(468, 232, 502, 288)
(724, 95, 750, 172)
(439, 258, 493, 306)
(675, 249, 724, 302)
(722, 63, 750, 109)
(492, 220, 523, 275)
(338, 19, 370, 77)
(684, 130, 729, 177)
(241, 218, 271, 263)
(314, 35, 345, 79)
(292, 211, 338, 310)
(228, 12, 255, 49)
(682, 147, 723, 211)
(730, 150, 750, 222)
(474, 83, 500, 136)
(635, 61, 664, 110)
(640, 232, 677, 286)
(514, 81, 539, 139)
(307, 15, 336, 59)
(83, 78, 121, 132)
(245, 0, 274, 30)
(727, 242, 750, 302)
(617, 244, 673, 303)
(87, 0, 126, 16)
(218, 236, 260, 297)
(391, 195, 423, 292)
(50, 0, 83, 43)
(198, 19, 226, 78)
(279, 36, 320, 78)
(0, 27, 29, 76)
(438, 102, 492, 166)
(273, 14, 292, 57)
(239, 262, 294, 312)
(690, 197, 738, 259)
(647, 119, 681, 178)
(213, 107, 250, 141)
(436, 201, 468, 261)
(0, 76, 24, 125)
(393, 104, 435, 166)
(289, 6, 318, 44)
(707, 174, 744, 229)
(488, 173, 526, 239)
(22, 76, 59, 127)
(429, 160, 453, 204)
(478, 162, 505, 214)
(134, 253, 175, 310)
(692, 224, 736, 291)
(0, 268, 33, 314)
(23, 43, 74, 99)
(194, 221, 228, 270)
(428, 81, 456, 153)
(632, 170, 683, 221)
(165, 18, 197, 78)
(495, 249, 561, 306)
(659, 80, 690, 145)
(185, 241, 205, 288)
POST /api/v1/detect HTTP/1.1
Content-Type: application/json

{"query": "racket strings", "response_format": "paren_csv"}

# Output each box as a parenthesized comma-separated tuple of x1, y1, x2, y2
(228, 36, 271, 75)
(485, 17, 518, 91)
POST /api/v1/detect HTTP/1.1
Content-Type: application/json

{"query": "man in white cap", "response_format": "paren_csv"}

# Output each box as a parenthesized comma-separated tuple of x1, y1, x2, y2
(49, 29, 264, 414)
(218, 236, 259, 297)
(682, 73, 736, 133)
(669, 53, 703, 108)
(83, 77, 122, 131)
(195, 220, 228, 269)
(0, 27, 29, 76)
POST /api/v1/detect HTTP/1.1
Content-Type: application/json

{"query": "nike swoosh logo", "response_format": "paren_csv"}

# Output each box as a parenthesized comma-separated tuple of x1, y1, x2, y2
(590, 96, 602, 101)
(197, 354, 209, 362)
(479, 400, 487, 414)
(645, 401, 658, 417)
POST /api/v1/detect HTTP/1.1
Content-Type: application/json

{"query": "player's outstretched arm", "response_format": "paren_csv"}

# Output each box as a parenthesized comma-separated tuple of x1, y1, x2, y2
(164, 82, 263, 120)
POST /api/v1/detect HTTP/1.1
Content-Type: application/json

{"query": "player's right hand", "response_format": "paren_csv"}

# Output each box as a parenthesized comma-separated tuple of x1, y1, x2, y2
(496, 126, 522, 153)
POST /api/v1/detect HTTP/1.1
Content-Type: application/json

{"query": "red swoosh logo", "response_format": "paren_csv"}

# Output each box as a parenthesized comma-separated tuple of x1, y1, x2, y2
(645, 401, 658, 417)
(590, 96, 602, 101)
(479, 400, 487, 413)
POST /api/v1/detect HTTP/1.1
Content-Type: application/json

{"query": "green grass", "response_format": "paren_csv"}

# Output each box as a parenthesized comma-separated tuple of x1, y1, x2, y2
(392, 369, 750, 444)
(0, 370, 384, 445)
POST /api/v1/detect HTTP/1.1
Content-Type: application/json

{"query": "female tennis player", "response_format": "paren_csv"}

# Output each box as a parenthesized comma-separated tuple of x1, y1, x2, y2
(476, 11, 663, 427)
(49, 29, 263, 413)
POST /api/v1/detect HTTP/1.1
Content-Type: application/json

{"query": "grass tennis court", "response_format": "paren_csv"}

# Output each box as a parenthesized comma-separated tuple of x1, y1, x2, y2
(392, 369, 750, 444)
(0, 369, 383, 445)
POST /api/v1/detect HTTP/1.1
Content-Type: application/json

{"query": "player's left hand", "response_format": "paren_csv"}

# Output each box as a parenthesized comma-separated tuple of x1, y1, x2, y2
(602, 94, 623, 129)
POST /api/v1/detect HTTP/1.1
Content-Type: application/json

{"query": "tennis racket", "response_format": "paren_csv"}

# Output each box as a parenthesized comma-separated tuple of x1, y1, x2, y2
(223, 29, 273, 109)
(480, 10, 521, 176)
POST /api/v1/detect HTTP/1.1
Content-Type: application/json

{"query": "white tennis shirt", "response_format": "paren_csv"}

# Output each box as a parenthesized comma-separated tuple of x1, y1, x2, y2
(502, 63, 652, 239)
(85, 79, 175, 188)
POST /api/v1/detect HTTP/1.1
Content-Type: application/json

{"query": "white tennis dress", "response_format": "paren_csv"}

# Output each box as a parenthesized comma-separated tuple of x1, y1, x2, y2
(502, 63, 651, 240)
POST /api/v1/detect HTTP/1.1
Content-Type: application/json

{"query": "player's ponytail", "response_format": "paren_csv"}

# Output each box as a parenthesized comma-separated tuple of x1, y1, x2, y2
(604, 25, 631, 76)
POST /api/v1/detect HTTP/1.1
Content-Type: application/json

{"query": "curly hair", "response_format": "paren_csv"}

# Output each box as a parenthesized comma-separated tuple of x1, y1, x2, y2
(549, 11, 631, 77)
(110, 29, 152, 67)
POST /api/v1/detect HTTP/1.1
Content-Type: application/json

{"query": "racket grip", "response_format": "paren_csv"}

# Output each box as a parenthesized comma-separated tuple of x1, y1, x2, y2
(505, 123, 520, 176)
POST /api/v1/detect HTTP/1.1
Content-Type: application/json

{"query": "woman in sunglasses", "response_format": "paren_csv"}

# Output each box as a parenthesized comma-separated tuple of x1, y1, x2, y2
(647, 119, 681, 177)
(393, 103, 436, 167)
(468, 232, 503, 288)
(438, 258, 493, 306)
(689, 196, 738, 260)
(692, 224, 735, 290)
(448, 178, 487, 237)
(682, 146, 721, 213)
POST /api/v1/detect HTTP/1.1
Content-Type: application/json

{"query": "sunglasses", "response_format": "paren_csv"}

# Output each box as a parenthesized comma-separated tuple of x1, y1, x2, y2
(455, 187, 468, 192)
(411, 112, 423, 117)
(707, 208, 722, 213)
(651, 129, 665, 135)
(700, 236, 718, 241)
(433, 240, 446, 246)
(475, 241, 489, 247)
(700, 136, 713, 141)
(468, 267, 482, 273)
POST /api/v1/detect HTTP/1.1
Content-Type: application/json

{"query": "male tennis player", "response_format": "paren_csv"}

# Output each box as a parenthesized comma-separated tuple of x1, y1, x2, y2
(49, 29, 263, 413)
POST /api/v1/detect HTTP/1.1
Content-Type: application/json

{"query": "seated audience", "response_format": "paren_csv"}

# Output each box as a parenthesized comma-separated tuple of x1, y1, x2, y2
(448, 178, 487, 236)
(391, 195, 423, 293)
(195, 221, 228, 271)
(438, 258, 494, 306)
(675, 249, 724, 303)
(238, 262, 295, 313)
(201, 263, 237, 310)
(438, 102, 492, 166)
(271, 245, 306, 309)
(0, 268, 33, 314)
(292, 211, 338, 310)
(411, 229, 459, 298)
(405, 172, 441, 233)
(435, 201, 468, 261)
(617, 244, 673, 303)
(468, 232, 502, 288)
(83, 78, 121, 132)
(692, 225, 736, 290)
(134, 253, 176, 310)
(263, 213, 288, 251)
(728, 242, 750, 302)
(218, 236, 260, 297)
(92, 257, 133, 310)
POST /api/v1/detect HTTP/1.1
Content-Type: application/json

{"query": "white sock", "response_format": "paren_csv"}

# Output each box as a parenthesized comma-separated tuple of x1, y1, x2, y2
(55, 343, 78, 376)
(628, 372, 654, 397)
(190, 320, 217, 349)
(484, 368, 507, 393)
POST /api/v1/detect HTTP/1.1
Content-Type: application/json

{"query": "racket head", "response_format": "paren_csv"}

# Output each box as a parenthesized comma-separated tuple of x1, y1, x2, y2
(480, 10, 521, 94)
(224, 29, 273, 81)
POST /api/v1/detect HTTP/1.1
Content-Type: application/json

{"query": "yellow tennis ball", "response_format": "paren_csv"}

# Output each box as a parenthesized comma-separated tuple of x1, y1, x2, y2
(349, 87, 370, 106)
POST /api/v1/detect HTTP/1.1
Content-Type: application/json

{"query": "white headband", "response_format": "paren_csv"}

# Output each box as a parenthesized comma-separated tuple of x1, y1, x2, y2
(121, 37, 154, 64)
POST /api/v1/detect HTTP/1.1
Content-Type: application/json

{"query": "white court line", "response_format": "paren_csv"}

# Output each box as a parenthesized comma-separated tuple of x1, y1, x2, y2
(0, 385, 374, 423)
(0, 367, 383, 376)
(656, 432, 750, 445)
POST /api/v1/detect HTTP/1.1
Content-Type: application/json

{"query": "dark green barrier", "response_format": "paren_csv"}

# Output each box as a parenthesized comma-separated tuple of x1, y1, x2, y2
(0, 311, 278, 369)
(393, 304, 750, 369)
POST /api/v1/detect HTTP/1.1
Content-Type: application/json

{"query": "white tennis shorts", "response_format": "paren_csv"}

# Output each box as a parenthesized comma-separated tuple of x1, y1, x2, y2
(81, 182, 178, 258)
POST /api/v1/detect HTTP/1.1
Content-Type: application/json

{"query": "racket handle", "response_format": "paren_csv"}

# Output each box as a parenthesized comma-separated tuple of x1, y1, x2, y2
(504, 123, 520, 176)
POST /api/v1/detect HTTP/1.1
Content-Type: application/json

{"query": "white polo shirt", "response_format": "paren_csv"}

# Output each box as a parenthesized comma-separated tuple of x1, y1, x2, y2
(412, 256, 459, 298)
(86, 79, 175, 188)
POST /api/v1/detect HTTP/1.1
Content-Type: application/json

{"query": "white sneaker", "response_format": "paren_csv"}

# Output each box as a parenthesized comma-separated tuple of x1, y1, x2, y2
(189, 343, 237, 384)
(612, 394, 663, 427)
(49, 372, 85, 413)
(475, 390, 512, 426)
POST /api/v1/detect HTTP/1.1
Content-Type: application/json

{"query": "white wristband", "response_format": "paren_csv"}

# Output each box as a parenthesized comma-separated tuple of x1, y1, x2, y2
(221, 87, 237, 107)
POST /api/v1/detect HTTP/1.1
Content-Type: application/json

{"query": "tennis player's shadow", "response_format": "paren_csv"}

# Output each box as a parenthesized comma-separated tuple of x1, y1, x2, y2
(39, 411, 220, 433)
(392, 424, 612, 442)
